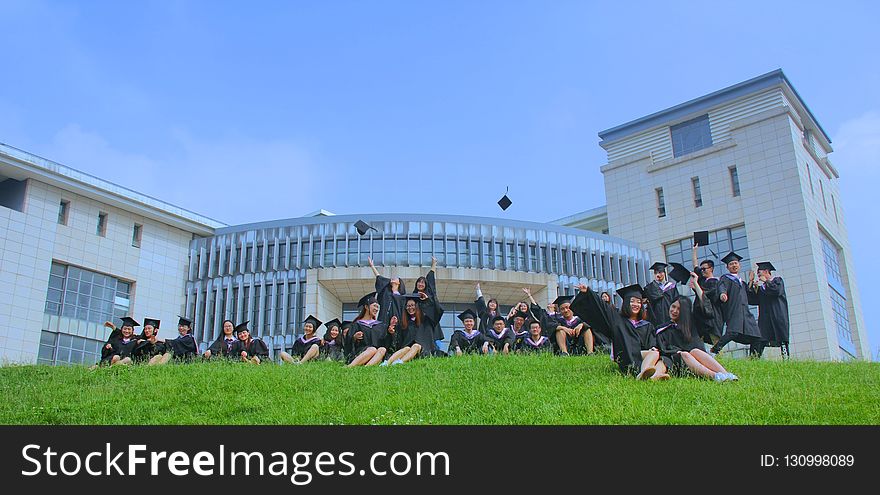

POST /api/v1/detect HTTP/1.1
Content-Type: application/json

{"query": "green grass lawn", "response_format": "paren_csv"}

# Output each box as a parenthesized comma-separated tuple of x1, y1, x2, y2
(1, 355, 878, 425)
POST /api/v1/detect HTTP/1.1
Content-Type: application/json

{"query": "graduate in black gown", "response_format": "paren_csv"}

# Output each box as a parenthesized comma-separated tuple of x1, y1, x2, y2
(516, 319, 553, 354)
(448, 309, 489, 356)
(549, 295, 593, 355)
(570, 284, 664, 379)
(321, 319, 345, 362)
(382, 294, 433, 365)
(132, 317, 171, 365)
(654, 279, 738, 381)
(94, 316, 140, 368)
(413, 256, 446, 353)
(368, 257, 407, 327)
(644, 262, 680, 325)
(280, 315, 324, 364)
(474, 283, 503, 333)
(166, 316, 199, 361)
(230, 321, 270, 364)
(204, 319, 237, 360)
(345, 292, 399, 367)
(690, 244, 723, 346)
(709, 252, 763, 356)
(748, 261, 790, 359)
(484, 314, 516, 355)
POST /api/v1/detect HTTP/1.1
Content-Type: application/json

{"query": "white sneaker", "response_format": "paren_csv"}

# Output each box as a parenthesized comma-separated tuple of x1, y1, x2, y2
(714, 372, 728, 382)
(379, 360, 389, 367)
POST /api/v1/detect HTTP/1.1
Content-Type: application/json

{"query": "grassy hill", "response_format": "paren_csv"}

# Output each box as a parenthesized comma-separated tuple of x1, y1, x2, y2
(1, 355, 878, 425)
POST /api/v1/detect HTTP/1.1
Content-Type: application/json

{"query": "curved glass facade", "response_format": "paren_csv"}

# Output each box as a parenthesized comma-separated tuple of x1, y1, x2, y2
(185, 214, 651, 355)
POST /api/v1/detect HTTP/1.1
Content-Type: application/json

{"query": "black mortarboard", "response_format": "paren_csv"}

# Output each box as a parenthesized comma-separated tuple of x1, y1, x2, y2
(693, 231, 709, 247)
(178, 316, 193, 327)
(721, 252, 743, 264)
(357, 292, 378, 308)
(354, 220, 378, 236)
(458, 309, 478, 322)
(490, 314, 507, 324)
(119, 316, 140, 328)
(668, 263, 691, 284)
(616, 284, 644, 301)
(649, 262, 668, 272)
(303, 315, 323, 330)
(497, 194, 512, 211)
(513, 311, 530, 320)
(403, 293, 423, 300)
(756, 261, 776, 272)
(234, 321, 250, 334)
(341, 320, 352, 330)
(553, 295, 573, 306)
(324, 318, 343, 330)
(143, 318, 160, 329)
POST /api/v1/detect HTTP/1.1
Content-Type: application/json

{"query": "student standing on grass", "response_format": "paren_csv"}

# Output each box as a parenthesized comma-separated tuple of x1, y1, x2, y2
(448, 309, 490, 356)
(474, 283, 502, 333)
(204, 319, 237, 360)
(644, 262, 680, 325)
(280, 315, 324, 364)
(321, 319, 346, 362)
(132, 318, 171, 365)
(748, 261, 791, 359)
(516, 319, 552, 354)
(413, 256, 446, 353)
(709, 252, 763, 356)
(368, 257, 406, 328)
(570, 284, 664, 380)
(231, 321, 269, 364)
(691, 244, 723, 346)
(345, 292, 399, 367)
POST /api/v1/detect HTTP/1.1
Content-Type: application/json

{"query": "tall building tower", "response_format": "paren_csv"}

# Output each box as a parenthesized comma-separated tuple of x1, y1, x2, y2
(596, 70, 868, 360)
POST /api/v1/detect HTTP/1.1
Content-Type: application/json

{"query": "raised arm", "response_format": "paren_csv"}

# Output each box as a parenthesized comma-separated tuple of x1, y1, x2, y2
(368, 256, 381, 278)
(569, 284, 614, 339)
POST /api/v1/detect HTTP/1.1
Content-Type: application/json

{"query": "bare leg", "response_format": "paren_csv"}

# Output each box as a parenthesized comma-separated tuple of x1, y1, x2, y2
(584, 329, 594, 354)
(638, 350, 658, 380)
(251, 356, 262, 365)
(455, 346, 462, 356)
(690, 348, 726, 373)
(110, 355, 121, 365)
(365, 347, 387, 366)
(115, 357, 132, 366)
(148, 354, 165, 366)
(386, 346, 411, 363)
(301, 344, 320, 363)
(680, 351, 716, 379)
(502, 343, 510, 355)
(279, 351, 296, 364)
(650, 358, 670, 380)
(348, 347, 377, 367)
(160, 352, 172, 364)
(203, 350, 212, 359)
(400, 344, 422, 362)
(555, 330, 569, 354)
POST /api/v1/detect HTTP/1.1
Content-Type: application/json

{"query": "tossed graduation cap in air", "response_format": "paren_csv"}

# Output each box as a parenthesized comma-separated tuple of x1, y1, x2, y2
(354, 220, 378, 236)
(497, 186, 512, 211)
(324, 318, 343, 330)
(668, 262, 691, 284)
(178, 316, 193, 328)
(693, 231, 719, 259)
(756, 261, 776, 272)
(649, 262, 668, 273)
(553, 295, 573, 306)
(357, 292, 378, 308)
(234, 321, 250, 335)
(458, 309, 478, 322)
(303, 315, 323, 331)
(143, 318, 160, 329)
(616, 284, 644, 301)
(721, 252, 744, 264)
(119, 316, 140, 328)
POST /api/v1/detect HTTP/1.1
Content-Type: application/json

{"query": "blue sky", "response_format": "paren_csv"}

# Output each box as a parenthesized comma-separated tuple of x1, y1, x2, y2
(1, 0, 878, 358)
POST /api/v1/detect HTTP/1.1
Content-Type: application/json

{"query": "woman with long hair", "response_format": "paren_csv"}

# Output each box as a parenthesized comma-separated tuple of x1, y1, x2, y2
(345, 292, 398, 367)
(204, 319, 237, 360)
(383, 294, 433, 364)
(474, 283, 503, 333)
(280, 315, 324, 364)
(321, 319, 345, 362)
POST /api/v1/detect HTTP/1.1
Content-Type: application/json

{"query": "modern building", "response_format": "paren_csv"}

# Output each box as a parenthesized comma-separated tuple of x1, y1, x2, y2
(0, 69, 870, 364)
(557, 70, 869, 360)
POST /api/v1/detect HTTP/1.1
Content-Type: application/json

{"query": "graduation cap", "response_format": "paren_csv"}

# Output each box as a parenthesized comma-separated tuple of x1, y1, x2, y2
(177, 316, 193, 328)
(354, 220, 378, 236)
(324, 318, 343, 330)
(693, 231, 709, 247)
(490, 314, 507, 324)
(497, 186, 512, 211)
(668, 263, 691, 284)
(143, 318, 160, 329)
(341, 320, 352, 330)
(119, 316, 140, 328)
(512, 311, 530, 320)
(357, 292, 378, 308)
(458, 309, 478, 322)
(756, 261, 776, 272)
(553, 295, 573, 306)
(616, 284, 644, 301)
(649, 262, 668, 272)
(721, 252, 743, 264)
(303, 315, 323, 330)
(234, 321, 250, 335)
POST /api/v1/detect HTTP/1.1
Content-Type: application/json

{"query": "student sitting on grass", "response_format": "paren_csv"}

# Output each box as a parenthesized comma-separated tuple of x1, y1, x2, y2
(516, 319, 552, 354)
(231, 321, 270, 364)
(204, 319, 237, 360)
(484, 314, 515, 355)
(570, 284, 665, 380)
(132, 318, 171, 365)
(388, 294, 437, 363)
(345, 293, 398, 367)
(166, 316, 199, 362)
(321, 319, 345, 362)
(92, 316, 140, 368)
(280, 315, 324, 364)
(448, 309, 489, 356)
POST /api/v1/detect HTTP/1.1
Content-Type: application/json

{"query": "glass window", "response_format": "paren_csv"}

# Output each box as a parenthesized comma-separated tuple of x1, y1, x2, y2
(58, 200, 70, 225)
(97, 212, 108, 237)
(692, 177, 702, 207)
(729, 166, 741, 197)
(132, 224, 142, 248)
(656, 188, 666, 218)
(44, 262, 132, 325)
(671, 114, 713, 157)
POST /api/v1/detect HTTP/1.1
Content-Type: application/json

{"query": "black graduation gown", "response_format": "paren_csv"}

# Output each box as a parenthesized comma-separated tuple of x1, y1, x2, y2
(344, 320, 394, 363)
(167, 333, 199, 360)
(400, 300, 439, 358)
(570, 289, 656, 375)
(655, 321, 706, 375)
(529, 304, 558, 339)
(694, 274, 724, 344)
(416, 270, 446, 342)
(447, 329, 486, 354)
(475, 296, 503, 333)
(230, 338, 269, 360)
(376, 276, 407, 326)
(291, 336, 322, 358)
(748, 277, 790, 346)
(517, 335, 552, 354)
(550, 314, 590, 354)
(717, 274, 761, 342)
(207, 336, 238, 359)
(484, 327, 515, 351)
(644, 280, 680, 325)
(132, 339, 170, 362)
(512, 329, 528, 350)
(100, 336, 138, 364)
(321, 340, 345, 362)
